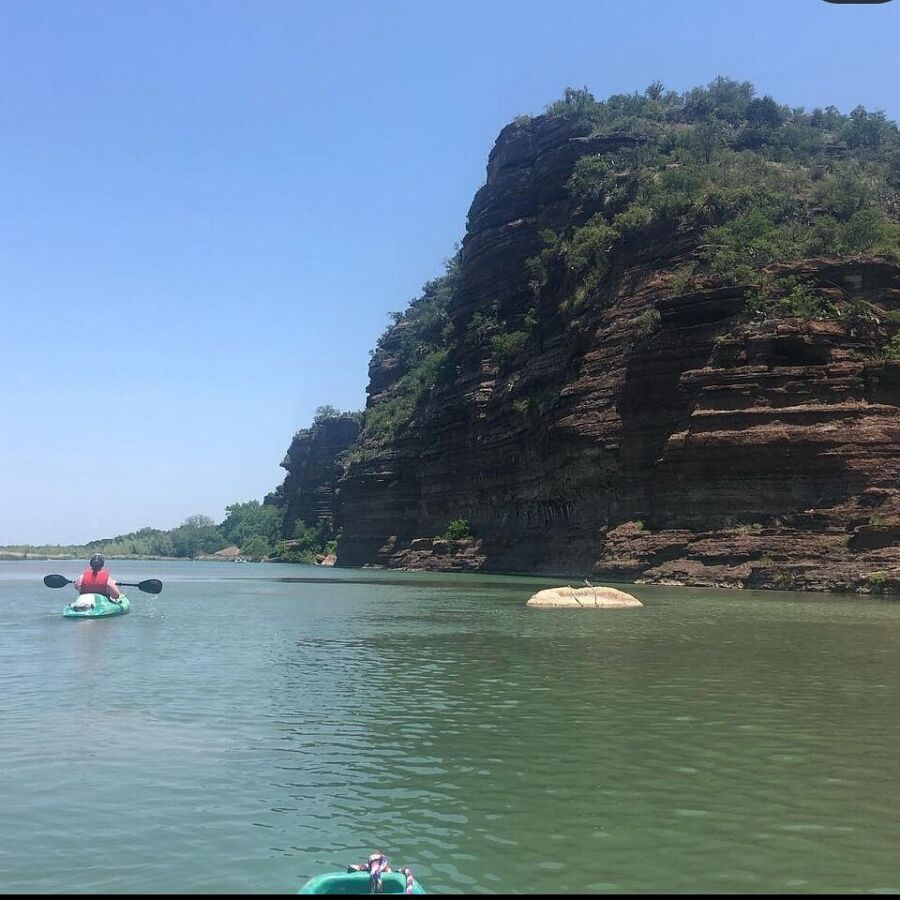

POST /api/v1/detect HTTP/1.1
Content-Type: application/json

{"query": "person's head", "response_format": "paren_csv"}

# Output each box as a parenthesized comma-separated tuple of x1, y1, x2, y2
(89, 553, 105, 572)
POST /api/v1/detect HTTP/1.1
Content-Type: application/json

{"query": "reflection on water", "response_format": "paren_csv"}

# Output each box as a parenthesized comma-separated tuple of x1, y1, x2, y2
(1, 560, 899, 893)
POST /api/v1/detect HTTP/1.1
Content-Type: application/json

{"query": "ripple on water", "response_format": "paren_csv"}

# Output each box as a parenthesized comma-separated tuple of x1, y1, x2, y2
(2, 563, 900, 892)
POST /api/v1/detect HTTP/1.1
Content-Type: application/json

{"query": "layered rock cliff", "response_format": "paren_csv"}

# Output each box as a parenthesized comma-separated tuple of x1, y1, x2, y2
(265, 413, 360, 539)
(276, 83, 900, 593)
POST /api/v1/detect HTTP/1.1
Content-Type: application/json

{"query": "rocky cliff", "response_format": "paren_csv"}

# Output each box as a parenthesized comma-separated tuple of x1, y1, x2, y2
(277, 83, 900, 593)
(265, 414, 360, 539)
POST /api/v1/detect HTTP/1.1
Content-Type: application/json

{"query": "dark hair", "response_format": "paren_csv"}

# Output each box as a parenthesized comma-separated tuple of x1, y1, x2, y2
(89, 553, 105, 571)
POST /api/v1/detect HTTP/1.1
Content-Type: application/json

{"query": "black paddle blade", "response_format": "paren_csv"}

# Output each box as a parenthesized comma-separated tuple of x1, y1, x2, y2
(43, 574, 72, 589)
(117, 578, 164, 594)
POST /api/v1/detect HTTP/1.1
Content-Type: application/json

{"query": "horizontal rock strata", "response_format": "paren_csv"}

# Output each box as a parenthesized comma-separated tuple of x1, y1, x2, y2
(280, 113, 900, 595)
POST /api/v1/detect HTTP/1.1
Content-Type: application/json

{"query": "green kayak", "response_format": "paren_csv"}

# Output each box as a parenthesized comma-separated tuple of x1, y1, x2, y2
(63, 593, 130, 619)
(298, 871, 425, 894)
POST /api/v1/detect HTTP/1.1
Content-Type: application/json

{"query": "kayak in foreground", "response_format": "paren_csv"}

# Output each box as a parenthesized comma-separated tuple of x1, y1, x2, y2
(298, 871, 425, 894)
(63, 593, 130, 619)
(299, 853, 424, 894)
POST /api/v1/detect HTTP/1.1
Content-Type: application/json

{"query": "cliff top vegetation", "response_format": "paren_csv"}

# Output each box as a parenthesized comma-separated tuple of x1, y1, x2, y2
(356, 77, 900, 447)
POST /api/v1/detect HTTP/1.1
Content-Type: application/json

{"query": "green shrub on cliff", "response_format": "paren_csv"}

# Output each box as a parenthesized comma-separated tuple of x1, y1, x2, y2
(877, 333, 900, 360)
(363, 390, 416, 442)
(703, 204, 801, 284)
(525, 230, 563, 296)
(444, 518, 472, 540)
(563, 215, 620, 308)
(534, 77, 900, 316)
(491, 330, 529, 367)
(380, 254, 459, 360)
(868, 571, 889, 593)
(568, 156, 613, 202)
(364, 347, 450, 441)
(632, 308, 662, 338)
(613, 203, 654, 234)
(671, 264, 697, 295)
(362, 255, 460, 444)
(545, 86, 600, 120)
(747, 280, 841, 322)
(777, 282, 839, 320)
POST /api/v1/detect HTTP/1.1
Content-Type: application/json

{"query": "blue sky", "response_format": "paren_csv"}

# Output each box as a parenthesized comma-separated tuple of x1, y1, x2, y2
(1, 0, 898, 545)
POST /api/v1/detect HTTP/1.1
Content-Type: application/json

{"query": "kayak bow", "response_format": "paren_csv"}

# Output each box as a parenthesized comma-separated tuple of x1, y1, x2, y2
(298, 870, 425, 894)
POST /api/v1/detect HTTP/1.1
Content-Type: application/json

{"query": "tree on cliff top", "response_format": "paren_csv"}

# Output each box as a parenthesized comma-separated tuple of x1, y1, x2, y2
(313, 404, 341, 422)
(527, 77, 900, 315)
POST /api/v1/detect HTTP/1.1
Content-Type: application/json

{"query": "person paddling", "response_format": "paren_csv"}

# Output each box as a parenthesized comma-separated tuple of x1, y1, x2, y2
(72, 553, 122, 608)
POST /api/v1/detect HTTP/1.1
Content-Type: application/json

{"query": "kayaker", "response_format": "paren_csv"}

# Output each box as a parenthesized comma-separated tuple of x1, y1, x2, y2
(73, 553, 122, 601)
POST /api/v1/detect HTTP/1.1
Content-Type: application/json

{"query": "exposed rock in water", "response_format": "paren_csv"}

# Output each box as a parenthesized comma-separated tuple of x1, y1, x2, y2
(527, 585, 643, 608)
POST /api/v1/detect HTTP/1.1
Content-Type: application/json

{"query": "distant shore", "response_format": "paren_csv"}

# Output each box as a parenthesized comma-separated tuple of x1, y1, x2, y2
(0, 551, 241, 563)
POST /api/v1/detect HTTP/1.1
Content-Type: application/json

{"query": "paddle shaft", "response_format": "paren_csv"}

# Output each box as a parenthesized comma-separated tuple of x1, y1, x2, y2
(43, 574, 163, 594)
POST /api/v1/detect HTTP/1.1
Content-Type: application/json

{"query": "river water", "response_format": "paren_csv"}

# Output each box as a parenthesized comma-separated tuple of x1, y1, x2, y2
(1, 559, 899, 894)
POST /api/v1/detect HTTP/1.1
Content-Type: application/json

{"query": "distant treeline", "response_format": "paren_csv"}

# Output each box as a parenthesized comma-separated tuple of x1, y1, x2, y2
(2, 500, 333, 563)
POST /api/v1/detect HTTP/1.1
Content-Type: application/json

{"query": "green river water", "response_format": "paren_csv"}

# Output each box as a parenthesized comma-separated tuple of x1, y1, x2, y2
(1, 559, 899, 894)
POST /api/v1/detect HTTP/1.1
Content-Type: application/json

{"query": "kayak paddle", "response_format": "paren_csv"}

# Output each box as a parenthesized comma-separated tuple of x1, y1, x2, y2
(43, 574, 163, 594)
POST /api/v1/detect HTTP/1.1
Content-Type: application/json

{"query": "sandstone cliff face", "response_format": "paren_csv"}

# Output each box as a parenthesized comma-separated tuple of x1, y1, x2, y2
(266, 415, 361, 538)
(331, 114, 900, 594)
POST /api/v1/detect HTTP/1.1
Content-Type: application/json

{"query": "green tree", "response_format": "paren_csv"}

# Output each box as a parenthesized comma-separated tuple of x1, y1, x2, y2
(220, 500, 282, 547)
(170, 515, 225, 558)
(313, 405, 341, 423)
(150, 532, 175, 557)
(746, 96, 784, 129)
(240, 535, 271, 560)
(546, 86, 597, 118)
(692, 121, 725, 164)
(182, 514, 216, 529)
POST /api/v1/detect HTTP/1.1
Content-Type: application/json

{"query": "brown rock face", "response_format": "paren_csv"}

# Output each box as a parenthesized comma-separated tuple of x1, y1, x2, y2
(334, 115, 900, 594)
(266, 415, 361, 537)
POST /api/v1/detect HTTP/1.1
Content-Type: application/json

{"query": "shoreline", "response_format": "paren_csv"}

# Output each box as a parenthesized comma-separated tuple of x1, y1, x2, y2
(0, 552, 237, 562)
(1, 551, 896, 595)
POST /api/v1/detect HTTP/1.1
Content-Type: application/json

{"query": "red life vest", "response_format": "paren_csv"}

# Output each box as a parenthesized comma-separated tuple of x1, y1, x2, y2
(79, 568, 110, 596)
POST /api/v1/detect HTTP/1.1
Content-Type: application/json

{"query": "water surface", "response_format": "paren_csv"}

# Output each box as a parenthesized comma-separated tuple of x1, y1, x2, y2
(1, 560, 899, 893)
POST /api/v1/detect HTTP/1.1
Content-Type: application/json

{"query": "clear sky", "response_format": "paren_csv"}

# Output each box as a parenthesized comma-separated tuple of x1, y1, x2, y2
(1, 0, 897, 545)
